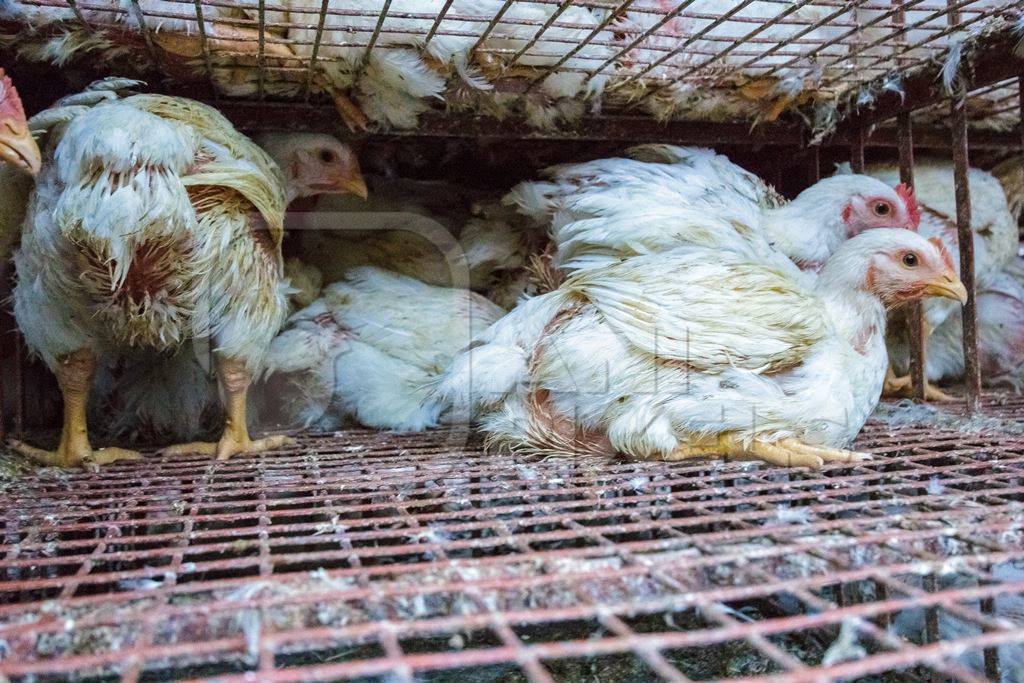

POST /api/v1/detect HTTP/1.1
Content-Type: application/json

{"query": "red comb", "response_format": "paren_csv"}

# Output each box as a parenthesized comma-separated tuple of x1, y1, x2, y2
(895, 183, 921, 231)
(0, 68, 27, 123)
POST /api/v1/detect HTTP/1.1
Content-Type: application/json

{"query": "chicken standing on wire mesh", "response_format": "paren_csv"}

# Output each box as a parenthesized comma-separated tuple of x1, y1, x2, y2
(3, 78, 367, 466)
(257, 265, 505, 432)
(835, 160, 1019, 401)
(505, 144, 921, 280)
(432, 230, 967, 467)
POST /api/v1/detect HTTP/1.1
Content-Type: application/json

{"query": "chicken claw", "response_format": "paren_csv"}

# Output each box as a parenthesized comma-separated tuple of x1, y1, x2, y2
(159, 356, 295, 461)
(665, 434, 871, 469)
(883, 368, 957, 402)
(8, 439, 141, 469)
(160, 435, 295, 461)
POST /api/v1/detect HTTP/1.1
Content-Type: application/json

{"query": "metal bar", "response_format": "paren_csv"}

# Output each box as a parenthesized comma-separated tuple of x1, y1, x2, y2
(423, 0, 455, 46)
(818, 0, 989, 85)
(836, 15, 1020, 128)
(951, 90, 981, 413)
(897, 113, 927, 403)
(524, 0, 634, 94)
(850, 119, 866, 173)
(585, 0, 701, 80)
(807, 145, 820, 184)
(257, 0, 267, 100)
(127, 0, 166, 75)
(361, 0, 393, 65)
(616, 0, 765, 99)
(62, 0, 93, 29)
(503, 0, 574, 72)
(754, 0, 924, 84)
(468, 0, 515, 57)
(301, 0, 331, 101)
(204, 100, 1024, 150)
(191, 0, 218, 101)
(12, 334, 23, 437)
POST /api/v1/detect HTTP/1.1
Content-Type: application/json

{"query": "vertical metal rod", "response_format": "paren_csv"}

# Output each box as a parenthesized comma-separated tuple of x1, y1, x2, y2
(1019, 75, 1024, 152)
(980, 596, 1000, 680)
(13, 334, 23, 437)
(423, 0, 456, 47)
(301, 0, 331, 101)
(897, 112, 926, 402)
(192, 0, 218, 102)
(850, 119, 866, 173)
(807, 145, 820, 185)
(256, 0, 267, 100)
(951, 91, 981, 412)
(0, 332, 5, 442)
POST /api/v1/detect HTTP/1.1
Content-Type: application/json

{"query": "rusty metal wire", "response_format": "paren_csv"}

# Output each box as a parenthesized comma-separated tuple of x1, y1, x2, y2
(8, 0, 1005, 133)
(1, 393, 1024, 681)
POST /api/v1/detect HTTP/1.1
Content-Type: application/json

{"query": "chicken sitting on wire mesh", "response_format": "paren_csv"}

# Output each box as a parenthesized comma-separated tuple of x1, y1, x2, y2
(4, 78, 366, 467)
(292, 179, 541, 310)
(506, 145, 921, 280)
(257, 265, 505, 432)
(835, 160, 1019, 401)
(433, 230, 966, 468)
(0, 68, 41, 264)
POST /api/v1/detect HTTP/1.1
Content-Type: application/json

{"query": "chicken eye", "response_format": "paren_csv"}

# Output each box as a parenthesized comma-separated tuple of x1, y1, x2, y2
(873, 202, 891, 216)
(319, 149, 336, 163)
(902, 252, 919, 267)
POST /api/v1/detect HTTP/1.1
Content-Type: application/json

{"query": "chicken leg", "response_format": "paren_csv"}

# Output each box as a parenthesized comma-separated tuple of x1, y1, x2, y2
(160, 356, 294, 461)
(8, 349, 141, 468)
(883, 364, 957, 402)
(663, 433, 871, 469)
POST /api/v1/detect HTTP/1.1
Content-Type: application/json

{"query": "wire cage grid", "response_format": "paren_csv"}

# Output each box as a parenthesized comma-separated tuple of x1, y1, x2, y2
(2, 395, 1024, 681)
(2, 0, 1019, 123)
(1, 2, 1024, 681)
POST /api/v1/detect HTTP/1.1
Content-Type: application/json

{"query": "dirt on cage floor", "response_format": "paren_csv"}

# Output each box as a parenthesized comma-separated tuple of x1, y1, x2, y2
(1, 392, 1024, 682)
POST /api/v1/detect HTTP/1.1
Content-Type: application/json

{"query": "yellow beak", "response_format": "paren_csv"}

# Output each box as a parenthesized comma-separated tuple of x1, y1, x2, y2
(923, 275, 968, 305)
(0, 120, 41, 177)
(339, 172, 368, 200)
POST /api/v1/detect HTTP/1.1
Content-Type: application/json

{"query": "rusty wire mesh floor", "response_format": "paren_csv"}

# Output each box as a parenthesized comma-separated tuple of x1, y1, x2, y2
(2, 393, 1024, 681)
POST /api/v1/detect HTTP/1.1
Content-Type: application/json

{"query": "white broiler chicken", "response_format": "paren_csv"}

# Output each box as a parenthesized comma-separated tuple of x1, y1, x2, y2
(462, 0, 615, 130)
(507, 145, 921, 277)
(267, 0, 486, 130)
(612, 0, 859, 124)
(295, 194, 537, 308)
(8, 79, 366, 467)
(0, 68, 41, 263)
(259, 266, 504, 431)
(434, 229, 967, 467)
(837, 160, 1019, 400)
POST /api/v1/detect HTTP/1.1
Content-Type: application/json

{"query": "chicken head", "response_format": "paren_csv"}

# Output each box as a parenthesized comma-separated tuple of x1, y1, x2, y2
(842, 181, 921, 235)
(858, 232, 967, 308)
(257, 133, 367, 201)
(0, 68, 41, 176)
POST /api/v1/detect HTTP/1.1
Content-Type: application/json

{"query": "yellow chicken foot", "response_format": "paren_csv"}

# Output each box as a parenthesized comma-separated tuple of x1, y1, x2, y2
(883, 364, 957, 402)
(7, 349, 141, 468)
(664, 434, 871, 469)
(309, 74, 369, 132)
(160, 356, 294, 461)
